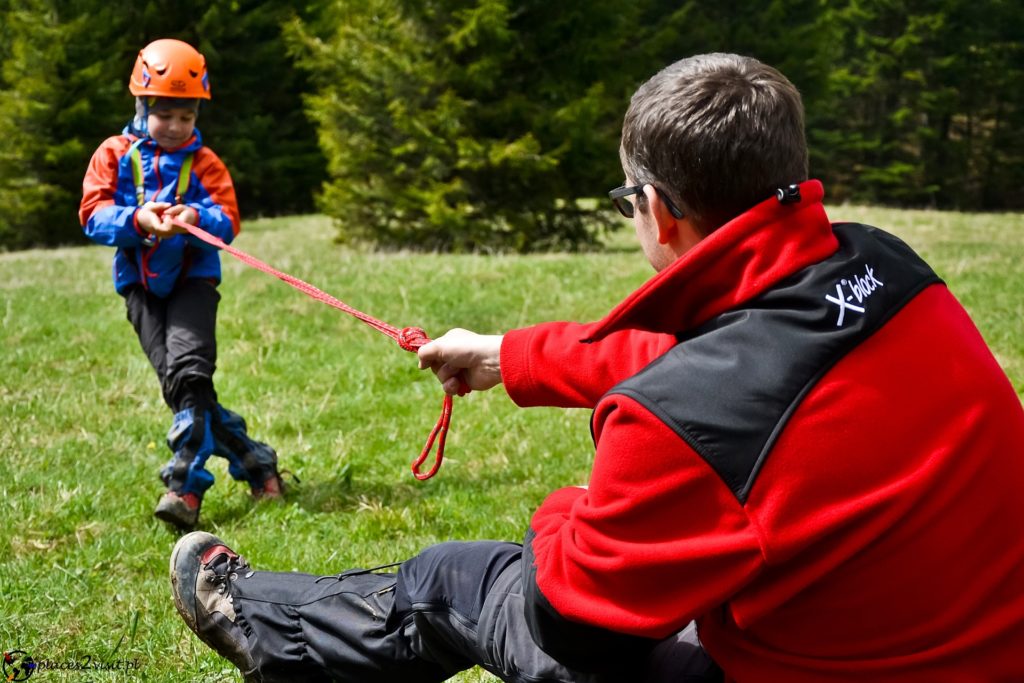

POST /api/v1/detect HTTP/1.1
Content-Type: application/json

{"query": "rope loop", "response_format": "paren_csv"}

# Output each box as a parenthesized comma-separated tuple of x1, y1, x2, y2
(411, 394, 452, 480)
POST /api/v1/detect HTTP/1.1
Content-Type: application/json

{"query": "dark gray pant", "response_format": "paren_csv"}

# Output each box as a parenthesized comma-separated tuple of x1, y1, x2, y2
(229, 541, 722, 683)
(124, 279, 219, 411)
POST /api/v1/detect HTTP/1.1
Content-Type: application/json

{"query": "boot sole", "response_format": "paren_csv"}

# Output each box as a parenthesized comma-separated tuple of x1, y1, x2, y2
(155, 495, 199, 529)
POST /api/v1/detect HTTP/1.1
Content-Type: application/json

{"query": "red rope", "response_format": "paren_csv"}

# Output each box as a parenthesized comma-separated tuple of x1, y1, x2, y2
(169, 217, 449, 480)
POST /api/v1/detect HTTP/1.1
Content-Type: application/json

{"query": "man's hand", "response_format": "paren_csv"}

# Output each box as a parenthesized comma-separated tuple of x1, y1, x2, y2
(417, 328, 504, 396)
(136, 201, 171, 233)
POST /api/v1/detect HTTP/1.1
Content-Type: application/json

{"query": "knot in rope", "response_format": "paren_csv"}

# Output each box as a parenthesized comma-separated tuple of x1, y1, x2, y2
(398, 326, 431, 352)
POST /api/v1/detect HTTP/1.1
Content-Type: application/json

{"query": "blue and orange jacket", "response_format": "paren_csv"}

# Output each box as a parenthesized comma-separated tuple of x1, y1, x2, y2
(80, 126, 240, 298)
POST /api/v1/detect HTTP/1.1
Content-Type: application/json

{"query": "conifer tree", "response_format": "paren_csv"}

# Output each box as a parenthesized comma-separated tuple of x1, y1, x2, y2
(0, 0, 75, 248)
(288, 0, 639, 251)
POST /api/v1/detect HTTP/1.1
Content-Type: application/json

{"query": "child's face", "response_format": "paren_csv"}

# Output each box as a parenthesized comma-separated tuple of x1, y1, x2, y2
(147, 107, 197, 150)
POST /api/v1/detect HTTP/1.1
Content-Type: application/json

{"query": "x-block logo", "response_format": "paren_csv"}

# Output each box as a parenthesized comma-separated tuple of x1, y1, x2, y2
(825, 264, 884, 326)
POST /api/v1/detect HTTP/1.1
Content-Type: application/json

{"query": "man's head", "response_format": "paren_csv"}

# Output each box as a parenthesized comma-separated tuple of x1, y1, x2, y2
(619, 53, 808, 236)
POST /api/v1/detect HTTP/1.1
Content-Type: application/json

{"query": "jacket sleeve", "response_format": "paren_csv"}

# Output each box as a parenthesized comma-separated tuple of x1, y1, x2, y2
(500, 322, 677, 408)
(186, 146, 241, 249)
(80, 137, 149, 246)
(523, 394, 765, 663)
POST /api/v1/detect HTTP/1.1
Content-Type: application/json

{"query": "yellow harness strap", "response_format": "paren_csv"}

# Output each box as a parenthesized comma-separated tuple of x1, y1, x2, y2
(129, 145, 194, 206)
(176, 152, 194, 204)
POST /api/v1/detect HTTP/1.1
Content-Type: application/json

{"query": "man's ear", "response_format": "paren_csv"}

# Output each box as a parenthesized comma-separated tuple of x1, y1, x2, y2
(643, 185, 679, 245)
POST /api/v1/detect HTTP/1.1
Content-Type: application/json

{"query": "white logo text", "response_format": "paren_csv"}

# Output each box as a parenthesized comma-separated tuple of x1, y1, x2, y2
(825, 264, 884, 326)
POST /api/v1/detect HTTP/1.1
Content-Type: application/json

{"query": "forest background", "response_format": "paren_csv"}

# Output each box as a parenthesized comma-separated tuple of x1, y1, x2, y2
(0, 0, 1021, 252)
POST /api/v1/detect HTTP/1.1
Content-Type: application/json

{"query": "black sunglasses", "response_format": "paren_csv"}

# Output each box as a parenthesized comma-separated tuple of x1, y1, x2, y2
(608, 184, 685, 219)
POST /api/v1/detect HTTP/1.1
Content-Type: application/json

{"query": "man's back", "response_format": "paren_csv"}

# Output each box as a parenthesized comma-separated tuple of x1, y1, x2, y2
(702, 278, 1024, 681)
(515, 197, 1024, 680)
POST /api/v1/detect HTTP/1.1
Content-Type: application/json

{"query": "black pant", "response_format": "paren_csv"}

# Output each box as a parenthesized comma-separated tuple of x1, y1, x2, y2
(228, 541, 722, 683)
(124, 279, 219, 411)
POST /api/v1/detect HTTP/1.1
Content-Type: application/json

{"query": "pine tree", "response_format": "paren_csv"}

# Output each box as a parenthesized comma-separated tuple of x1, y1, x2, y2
(288, 0, 639, 252)
(812, 0, 1024, 209)
(0, 0, 77, 249)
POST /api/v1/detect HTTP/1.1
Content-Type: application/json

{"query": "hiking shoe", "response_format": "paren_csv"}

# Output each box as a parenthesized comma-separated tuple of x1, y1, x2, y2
(170, 532, 258, 677)
(154, 491, 201, 529)
(250, 469, 286, 500)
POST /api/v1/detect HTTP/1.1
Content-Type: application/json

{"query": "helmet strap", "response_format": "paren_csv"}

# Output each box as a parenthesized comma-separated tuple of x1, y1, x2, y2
(131, 97, 151, 137)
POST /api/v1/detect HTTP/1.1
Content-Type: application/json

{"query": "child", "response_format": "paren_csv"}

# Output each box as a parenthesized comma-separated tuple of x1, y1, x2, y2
(80, 38, 283, 529)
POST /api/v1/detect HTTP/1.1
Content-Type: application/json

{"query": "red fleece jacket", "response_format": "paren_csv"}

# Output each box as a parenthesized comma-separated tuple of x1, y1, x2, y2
(501, 181, 1024, 681)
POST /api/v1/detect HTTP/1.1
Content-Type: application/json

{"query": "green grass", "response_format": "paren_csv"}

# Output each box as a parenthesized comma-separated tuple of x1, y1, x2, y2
(1, 207, 1021, 681)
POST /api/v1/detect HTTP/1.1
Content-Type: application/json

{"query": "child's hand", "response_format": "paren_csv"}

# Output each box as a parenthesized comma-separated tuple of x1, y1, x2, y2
(151, 204, 198, 238)
(137, 201, 171, 233)
(163, 204, 199, 226)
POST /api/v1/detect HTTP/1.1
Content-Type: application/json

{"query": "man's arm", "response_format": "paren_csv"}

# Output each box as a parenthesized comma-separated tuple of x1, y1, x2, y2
(501, 322, 676, 408)
(418, 323, 676, 408)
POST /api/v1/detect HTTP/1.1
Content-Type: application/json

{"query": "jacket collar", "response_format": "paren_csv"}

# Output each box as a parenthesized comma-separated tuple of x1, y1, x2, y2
(582, 180, 838, 341)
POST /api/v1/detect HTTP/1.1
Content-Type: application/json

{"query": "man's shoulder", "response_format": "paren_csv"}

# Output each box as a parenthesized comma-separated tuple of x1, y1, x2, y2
(608, 225, 942, 501)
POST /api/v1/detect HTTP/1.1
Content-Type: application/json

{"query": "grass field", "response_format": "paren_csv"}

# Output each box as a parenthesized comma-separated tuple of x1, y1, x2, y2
(1, 206, 1021, 681)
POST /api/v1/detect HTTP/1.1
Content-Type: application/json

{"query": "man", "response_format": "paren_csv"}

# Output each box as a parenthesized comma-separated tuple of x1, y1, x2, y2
(170, 53, 1024, 682)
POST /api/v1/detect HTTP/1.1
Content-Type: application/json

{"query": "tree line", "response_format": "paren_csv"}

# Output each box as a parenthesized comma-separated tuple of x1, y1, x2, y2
(1, 0, 1020, 252)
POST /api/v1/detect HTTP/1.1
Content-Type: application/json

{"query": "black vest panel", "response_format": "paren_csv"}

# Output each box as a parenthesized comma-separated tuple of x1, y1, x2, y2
(608, 223, 942, 503)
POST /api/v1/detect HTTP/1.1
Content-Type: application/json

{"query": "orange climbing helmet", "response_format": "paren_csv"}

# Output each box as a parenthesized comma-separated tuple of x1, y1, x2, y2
(129, 39, 211, 100)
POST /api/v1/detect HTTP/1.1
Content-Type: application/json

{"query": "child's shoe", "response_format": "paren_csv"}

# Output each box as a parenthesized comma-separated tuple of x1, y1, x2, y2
(155, 491, 202, 529)
(211, 405, 286, 500)
(156, 407, 217, 529)
(251, 468, 285, 500)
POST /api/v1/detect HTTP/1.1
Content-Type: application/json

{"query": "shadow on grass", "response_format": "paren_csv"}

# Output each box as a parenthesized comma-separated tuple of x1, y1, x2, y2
(285, 455, 550, 517)
(287, 471, 429, 515)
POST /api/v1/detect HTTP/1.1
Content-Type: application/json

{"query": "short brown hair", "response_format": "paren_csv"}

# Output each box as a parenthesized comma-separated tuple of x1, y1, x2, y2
(620, 53, 808, 233)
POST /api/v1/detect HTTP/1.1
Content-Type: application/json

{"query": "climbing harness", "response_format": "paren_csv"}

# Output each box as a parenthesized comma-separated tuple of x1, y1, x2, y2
(130, 143, 193, 205)
(131, 144, 195, 287)
(167, 216, 456, 480)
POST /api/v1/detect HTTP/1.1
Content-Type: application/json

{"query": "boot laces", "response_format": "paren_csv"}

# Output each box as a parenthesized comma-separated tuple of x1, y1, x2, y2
(204, 552, 254, 592)
(314, 561, 402, 584)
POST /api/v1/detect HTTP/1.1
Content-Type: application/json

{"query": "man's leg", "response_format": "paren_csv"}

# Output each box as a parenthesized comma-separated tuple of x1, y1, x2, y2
(401, 545, 721, 683)
(643, 622, 723, 683)
(395, 542, 603, 682)
(172, 536, 606, 682)
(172, 533, 461, 682)
(172, 534, 722, 683)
